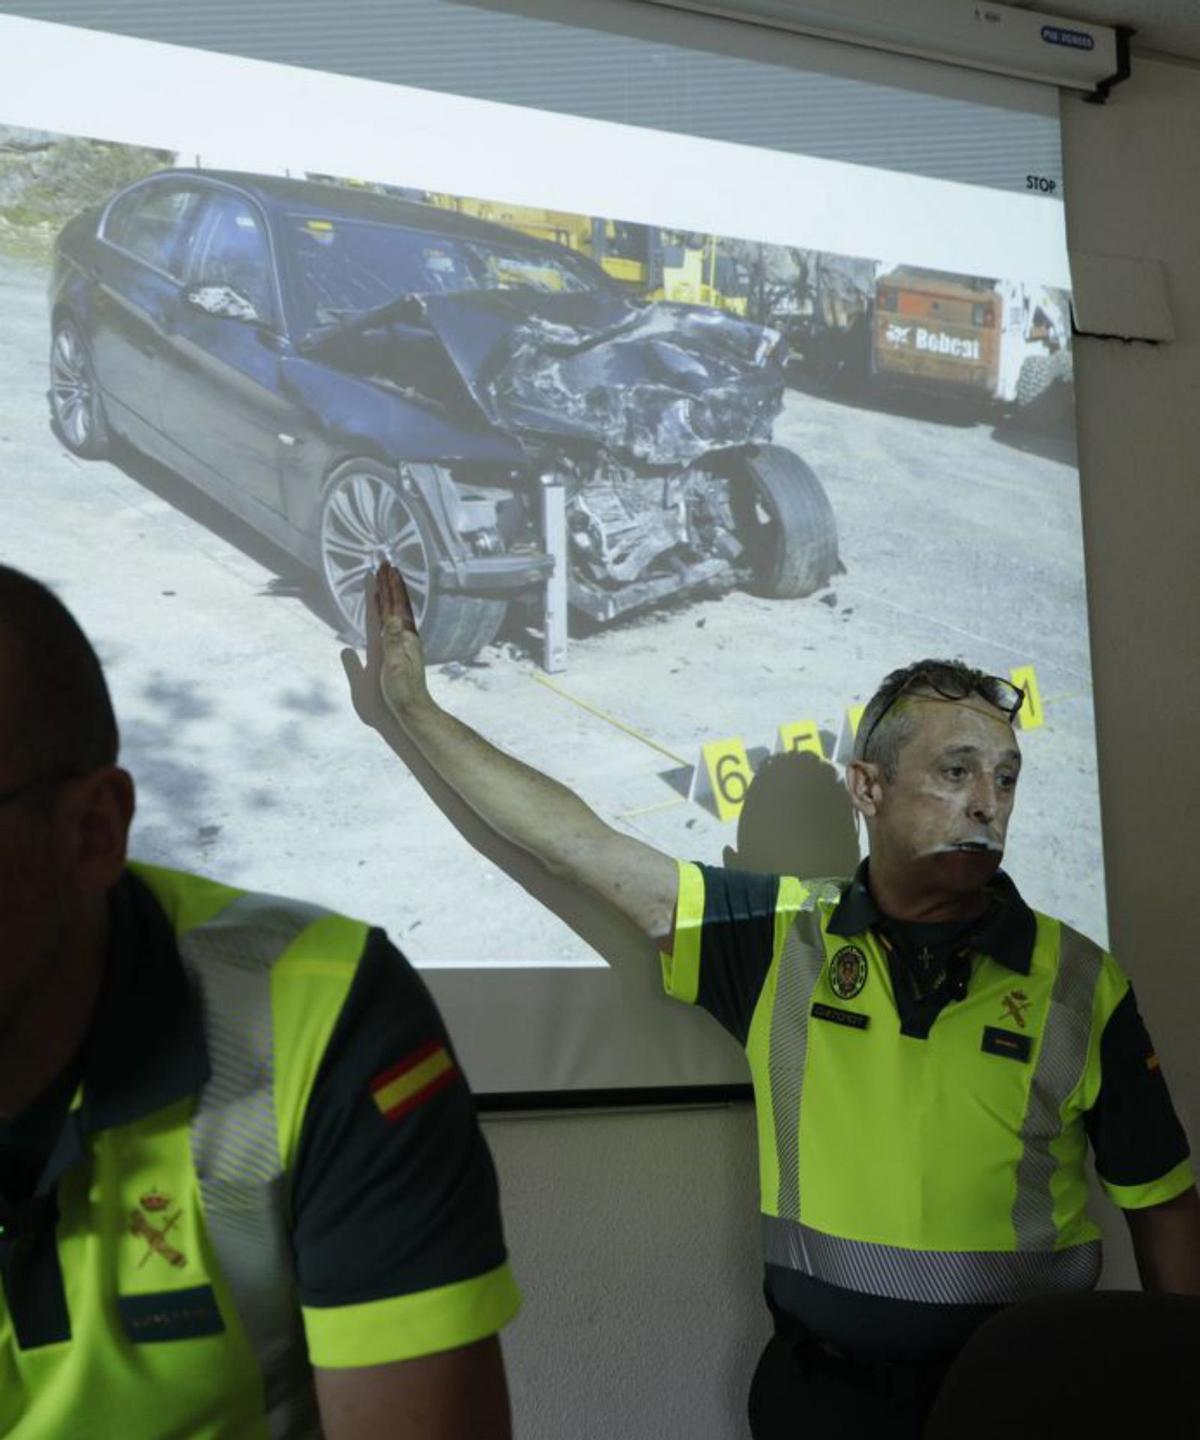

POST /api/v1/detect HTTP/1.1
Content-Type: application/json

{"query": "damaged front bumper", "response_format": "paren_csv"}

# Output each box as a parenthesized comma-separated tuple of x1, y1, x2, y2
(435, 550, 555, 593)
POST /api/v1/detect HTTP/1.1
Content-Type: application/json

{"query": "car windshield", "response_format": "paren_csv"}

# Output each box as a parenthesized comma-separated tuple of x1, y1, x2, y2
(285, 214, 596, 331)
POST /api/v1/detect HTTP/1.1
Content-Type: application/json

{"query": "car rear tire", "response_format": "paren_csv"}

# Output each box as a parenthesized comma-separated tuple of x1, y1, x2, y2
(318, 458, 508, 661)
(724, 444, 840, 598)
(49, 318, 112, 459)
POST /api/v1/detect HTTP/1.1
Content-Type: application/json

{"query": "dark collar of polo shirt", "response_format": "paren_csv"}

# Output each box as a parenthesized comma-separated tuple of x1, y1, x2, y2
(0, 872, 209, 1350)
(74, 869, 211, 1143)
(8, 869, 210, 1201)
(826, 858, 1037, 977)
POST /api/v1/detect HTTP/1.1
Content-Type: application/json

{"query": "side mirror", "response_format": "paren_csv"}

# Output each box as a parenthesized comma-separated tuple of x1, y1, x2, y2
(184, 284, 261, 324)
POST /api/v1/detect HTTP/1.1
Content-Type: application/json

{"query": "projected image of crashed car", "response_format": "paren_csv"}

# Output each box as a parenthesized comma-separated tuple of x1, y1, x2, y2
(49, 172, 839, 663)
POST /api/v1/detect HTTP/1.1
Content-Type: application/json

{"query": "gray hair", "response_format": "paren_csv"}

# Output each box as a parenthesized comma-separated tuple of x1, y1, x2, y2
(853, 657, 1011, 779)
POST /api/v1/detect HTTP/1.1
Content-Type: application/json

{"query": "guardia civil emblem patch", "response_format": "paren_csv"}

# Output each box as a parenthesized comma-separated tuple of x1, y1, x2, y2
(1000, 989, 1031, 1029)
(129, 1190, 186, 1270)
(829, 946, 868, 1000)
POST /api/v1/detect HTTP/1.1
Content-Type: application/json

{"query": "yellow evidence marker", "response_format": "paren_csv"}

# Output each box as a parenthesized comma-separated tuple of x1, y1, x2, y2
(775, 720, 825, 760)
(688, 737, 756, 822)
(833, 703, 867, 766)
(1009, 665, 1045, 730)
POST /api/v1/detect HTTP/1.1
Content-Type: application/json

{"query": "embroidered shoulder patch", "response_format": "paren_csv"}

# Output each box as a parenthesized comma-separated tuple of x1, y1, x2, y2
(370, 1040, 458, 1122)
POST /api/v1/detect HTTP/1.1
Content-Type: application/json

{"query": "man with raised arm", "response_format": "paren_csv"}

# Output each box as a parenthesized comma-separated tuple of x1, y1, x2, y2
(345, 560, 1200, 1440)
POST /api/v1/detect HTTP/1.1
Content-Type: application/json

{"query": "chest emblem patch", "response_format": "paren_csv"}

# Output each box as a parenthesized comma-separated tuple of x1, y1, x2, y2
(829, 946, 868, 1000)
(130, 1189, 186, 1270)
(1000, 989, 1031, 1029)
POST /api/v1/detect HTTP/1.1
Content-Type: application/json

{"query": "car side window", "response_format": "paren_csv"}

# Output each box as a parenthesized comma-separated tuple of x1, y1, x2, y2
(104, 184, 203, 281)
(189, 195, 276, 326)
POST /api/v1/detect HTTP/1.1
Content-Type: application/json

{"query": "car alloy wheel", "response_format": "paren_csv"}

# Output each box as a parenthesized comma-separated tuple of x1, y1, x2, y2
(320, 464, 433, 641)
(317, 458, 509, 660)
(50, 319, 111, 458)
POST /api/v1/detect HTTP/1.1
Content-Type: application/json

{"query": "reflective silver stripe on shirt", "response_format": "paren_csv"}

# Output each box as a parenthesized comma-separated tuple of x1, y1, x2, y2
(181, 891, 331, 1440)
(769, 886, 841, 1220)
(763, 1214, 1102, 1305)
(1011, 921, 1104, 1251)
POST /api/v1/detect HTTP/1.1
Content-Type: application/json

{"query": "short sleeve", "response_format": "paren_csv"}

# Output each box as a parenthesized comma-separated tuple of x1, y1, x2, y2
(661, 861, 808, 1044)
(289, 929, 520, 1367)
(1085, 985, 1194, 1209)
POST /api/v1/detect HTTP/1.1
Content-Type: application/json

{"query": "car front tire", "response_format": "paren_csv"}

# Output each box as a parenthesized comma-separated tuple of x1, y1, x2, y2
(317, 457, 508, 661)
(724, 444, 840, 598)
(49, 317, 112, 459)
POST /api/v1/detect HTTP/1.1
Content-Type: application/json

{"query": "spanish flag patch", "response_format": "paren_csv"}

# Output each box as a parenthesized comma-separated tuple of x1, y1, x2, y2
(1146, 1052, 1161, 1073)
(370, 1040, 458, 1122)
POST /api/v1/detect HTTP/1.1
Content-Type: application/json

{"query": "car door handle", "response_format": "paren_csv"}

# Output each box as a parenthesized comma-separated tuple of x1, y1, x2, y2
(152, 305, 177, 337)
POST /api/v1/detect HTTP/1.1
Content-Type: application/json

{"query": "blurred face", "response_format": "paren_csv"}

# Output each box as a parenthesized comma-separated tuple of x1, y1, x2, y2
(0, 625, 133, 1115)
(0, 745, 73, 1050)
(865, 694, 1021, 891)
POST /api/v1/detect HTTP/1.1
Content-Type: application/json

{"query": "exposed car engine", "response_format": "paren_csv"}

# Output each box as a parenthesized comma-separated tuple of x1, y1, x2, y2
(563, 458, 744, 613)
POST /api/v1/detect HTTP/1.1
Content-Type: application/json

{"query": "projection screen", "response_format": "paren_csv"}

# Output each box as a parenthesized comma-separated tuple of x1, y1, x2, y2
(0, 1, 1103, 1100)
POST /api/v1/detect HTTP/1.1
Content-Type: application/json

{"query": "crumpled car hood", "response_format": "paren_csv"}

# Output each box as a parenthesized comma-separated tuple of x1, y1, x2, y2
(411, 290, 785, 465)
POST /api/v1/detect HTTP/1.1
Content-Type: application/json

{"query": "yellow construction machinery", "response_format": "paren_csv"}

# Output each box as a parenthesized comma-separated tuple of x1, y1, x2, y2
(425, 195, 748, 314)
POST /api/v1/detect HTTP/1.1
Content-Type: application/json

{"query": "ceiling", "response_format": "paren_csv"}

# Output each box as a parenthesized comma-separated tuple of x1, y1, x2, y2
(1007, 0, 1200, 61)
(2, 0, 1198, 64)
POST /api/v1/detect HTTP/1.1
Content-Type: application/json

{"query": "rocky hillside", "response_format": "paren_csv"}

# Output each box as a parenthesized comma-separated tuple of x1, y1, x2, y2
(0, 125, 173, 260)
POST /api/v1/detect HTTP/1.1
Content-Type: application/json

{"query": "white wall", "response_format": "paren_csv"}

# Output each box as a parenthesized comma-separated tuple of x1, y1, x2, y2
(1059, 51, 1200, 1285)
(482, 49, 1200, 1438)
(487, 1104, 767, 1440)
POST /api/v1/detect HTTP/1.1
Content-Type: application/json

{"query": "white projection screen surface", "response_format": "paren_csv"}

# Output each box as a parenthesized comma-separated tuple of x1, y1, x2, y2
(0, 3, 1103, 1100)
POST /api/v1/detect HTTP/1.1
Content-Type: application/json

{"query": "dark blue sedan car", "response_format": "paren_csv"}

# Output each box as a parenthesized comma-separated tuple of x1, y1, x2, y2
(50, 170, 838, 663)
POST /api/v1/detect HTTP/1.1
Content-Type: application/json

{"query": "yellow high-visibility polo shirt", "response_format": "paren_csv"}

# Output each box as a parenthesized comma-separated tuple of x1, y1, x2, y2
(0, 865, 520, 1437)
(663, 859, 1193, 1358)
